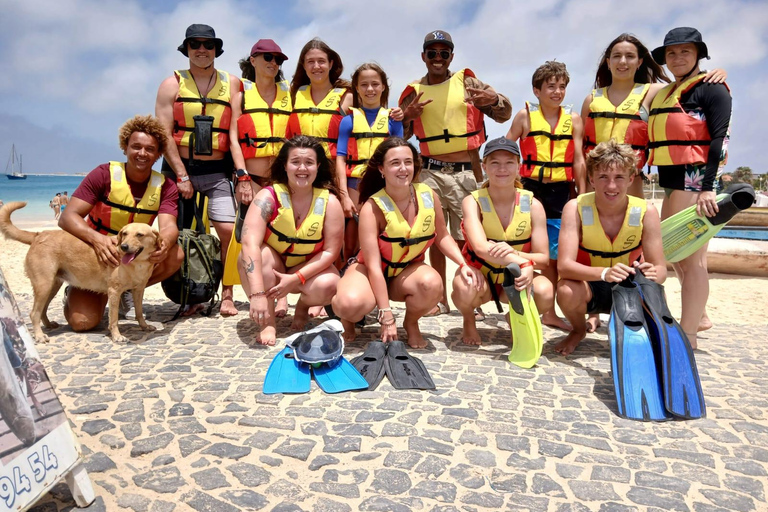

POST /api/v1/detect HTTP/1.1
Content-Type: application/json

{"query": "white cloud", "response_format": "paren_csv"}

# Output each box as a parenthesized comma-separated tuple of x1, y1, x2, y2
(0, 0, 766, 172)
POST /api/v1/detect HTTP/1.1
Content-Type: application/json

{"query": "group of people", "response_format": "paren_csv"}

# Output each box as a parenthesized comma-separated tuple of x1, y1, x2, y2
(49, 192, 69, 220)
(54, 24, 730, 355)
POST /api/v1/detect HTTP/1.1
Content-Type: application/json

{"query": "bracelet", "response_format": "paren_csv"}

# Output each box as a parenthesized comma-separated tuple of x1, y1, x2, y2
(377, 308, 394, 323)
(177, 175, 190, 184)
(295, 270, 307, 285)
(249, 291, 266, 299)
(380, 317, 396, 327)
(459, 262, 466, 270)
(600, 268, 610, 282)
(519, 260, 534, 269)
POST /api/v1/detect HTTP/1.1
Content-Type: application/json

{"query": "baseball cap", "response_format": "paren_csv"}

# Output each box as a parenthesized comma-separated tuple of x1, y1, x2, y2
(423, 30, 454, 51)
(483, 137, 520, 158)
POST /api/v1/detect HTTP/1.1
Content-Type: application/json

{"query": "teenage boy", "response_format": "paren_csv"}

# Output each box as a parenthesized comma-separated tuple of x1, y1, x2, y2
(555, 140, 666, 355)
(505, 61, 586, 330)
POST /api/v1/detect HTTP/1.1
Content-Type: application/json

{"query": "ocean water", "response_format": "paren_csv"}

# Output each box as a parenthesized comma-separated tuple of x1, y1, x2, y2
(0, 175, 85, 225)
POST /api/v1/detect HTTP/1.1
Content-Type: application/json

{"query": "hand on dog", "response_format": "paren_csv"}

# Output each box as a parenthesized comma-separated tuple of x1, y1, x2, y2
(94, 234, 121, 267)
(149, 238, 169, 264)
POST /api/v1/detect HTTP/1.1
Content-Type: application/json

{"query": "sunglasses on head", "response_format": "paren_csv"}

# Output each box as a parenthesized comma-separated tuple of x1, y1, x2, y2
(255, 53, 285, 65)
(426, 49, 451, 60)
(188, 40, 216, 50)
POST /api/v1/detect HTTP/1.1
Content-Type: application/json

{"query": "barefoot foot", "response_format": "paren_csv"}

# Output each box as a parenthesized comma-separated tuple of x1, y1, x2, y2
(341, 319, 357, 343)
(220, 297, 238, 317)
(255, 325, 277, 346)
(181, 303, 206, 317)
(585, 314, 601, 333)
(274, 297, 289, 318)
(461, 316, 481, 346)
(553, 330, 586, 356)
(404, 317, 427, 349)
(541, 311, 572, 331)
(291, 304, 310, 331)
(697, 316, 712, 332)
(308, 305, 328, 318)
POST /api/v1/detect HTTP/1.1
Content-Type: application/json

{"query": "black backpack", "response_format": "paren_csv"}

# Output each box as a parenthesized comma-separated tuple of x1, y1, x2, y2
(162, 196, 223, 320)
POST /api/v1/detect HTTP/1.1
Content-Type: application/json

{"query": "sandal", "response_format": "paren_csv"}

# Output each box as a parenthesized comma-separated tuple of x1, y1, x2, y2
(424, 302, 449, 317)
(474, 307, 486, 322)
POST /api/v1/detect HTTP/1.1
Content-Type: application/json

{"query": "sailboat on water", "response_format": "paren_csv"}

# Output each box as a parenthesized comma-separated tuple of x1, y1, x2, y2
(5, 144, 26, 180)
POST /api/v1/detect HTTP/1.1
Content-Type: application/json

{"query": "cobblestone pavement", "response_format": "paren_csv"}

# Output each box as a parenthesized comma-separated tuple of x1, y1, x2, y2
(21, 294, 768, 512)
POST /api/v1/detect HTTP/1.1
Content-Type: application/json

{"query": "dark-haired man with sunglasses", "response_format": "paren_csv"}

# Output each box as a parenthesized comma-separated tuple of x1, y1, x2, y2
(155, 23, 241, 316)
(399, 30, 512, 317)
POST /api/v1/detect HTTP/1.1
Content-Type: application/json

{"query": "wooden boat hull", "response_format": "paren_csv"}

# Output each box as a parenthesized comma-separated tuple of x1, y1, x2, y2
(730, 207, 768, 227)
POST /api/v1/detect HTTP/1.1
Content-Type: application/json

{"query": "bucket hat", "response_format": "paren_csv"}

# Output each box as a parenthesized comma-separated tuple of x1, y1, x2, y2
(178, 24, 224, 58)
(651, 27, 709, 65)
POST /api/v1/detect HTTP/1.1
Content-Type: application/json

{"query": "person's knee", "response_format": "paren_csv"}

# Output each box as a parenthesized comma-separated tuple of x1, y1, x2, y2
(556, 279, 581, 308)
(67, 311, 101, 332)
(311, 273, 340, 302)
(332, 289, 369, 320)
(416, 273, 443, 301)
(450, 275, 475, 306)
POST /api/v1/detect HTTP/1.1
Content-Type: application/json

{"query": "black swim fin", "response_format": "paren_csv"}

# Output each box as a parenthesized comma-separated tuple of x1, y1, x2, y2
(634, 272, 706, 419)
(350, 341, 387, 390)
(384, 340, 435, 390)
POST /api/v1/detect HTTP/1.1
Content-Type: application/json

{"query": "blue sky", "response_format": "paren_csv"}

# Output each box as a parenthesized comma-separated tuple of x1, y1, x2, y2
(0, 0, 766, 176)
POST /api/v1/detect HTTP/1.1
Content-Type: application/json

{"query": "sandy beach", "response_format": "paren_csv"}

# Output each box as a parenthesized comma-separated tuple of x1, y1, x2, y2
(1, 221, 768, 511)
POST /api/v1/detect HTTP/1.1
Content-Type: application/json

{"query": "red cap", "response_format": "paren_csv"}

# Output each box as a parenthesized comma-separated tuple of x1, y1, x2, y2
(250, 39, 288, 61)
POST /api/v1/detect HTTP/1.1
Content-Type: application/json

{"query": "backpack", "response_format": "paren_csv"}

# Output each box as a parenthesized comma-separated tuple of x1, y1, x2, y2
(162, 195, 224, 320)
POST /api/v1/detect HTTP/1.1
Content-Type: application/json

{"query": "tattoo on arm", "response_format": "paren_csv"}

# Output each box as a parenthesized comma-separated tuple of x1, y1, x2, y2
(245, 256, 255, 274)
(253, 198, 273, 222)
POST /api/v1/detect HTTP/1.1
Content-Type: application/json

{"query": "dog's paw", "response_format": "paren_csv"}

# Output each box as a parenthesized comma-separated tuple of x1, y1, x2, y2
(111, 334, 129, 343)
(43, 321, 60, 329)
(139, 323, 156, 332)
(34, 333, 50, 344)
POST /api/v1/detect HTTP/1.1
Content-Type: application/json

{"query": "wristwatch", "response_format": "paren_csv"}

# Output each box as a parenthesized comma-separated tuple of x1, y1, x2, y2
(235, 168, 251, 182)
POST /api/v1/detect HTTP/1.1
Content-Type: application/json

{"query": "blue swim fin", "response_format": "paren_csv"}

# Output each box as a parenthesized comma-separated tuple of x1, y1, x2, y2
(634, 273, 706, 419)
(609, 280, 671, 421)
(263, 347, 311, 395)
(312, 356, 369, 394)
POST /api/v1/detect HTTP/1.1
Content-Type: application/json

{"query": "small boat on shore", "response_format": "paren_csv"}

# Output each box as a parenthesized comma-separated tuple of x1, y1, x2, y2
(5, 144, 26, 180)
(730, 206, 768, 227)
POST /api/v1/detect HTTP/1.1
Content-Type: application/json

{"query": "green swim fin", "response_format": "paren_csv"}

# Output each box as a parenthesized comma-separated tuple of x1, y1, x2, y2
(661, 183, 755, 263)
(263, 347, 311, 394)
(503, 263, 543, 369)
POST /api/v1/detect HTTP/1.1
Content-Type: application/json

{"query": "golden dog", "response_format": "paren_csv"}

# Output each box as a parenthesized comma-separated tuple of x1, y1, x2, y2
(0, 201, 158, 343)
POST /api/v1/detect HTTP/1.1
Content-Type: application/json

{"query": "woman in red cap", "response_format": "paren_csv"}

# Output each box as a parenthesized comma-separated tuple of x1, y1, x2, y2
(223, 39, 292, 315)
(647, 27, 732, 348)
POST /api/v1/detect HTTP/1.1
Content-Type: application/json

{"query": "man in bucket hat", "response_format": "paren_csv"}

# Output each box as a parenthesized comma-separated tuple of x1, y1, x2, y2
(155, 24, 240, 316)
(399, 30, 512, 318)
(647, 27, 732, 349)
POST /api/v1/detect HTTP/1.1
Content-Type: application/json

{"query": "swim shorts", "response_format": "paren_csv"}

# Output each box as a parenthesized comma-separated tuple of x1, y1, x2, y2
(162, 156, 236, 225)
(419, 161, 477, 240)
(586, 281, 613, 314)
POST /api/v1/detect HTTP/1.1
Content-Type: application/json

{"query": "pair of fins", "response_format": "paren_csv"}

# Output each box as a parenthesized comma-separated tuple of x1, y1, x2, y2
(609, 273, 706, 421)
(661, 183, 755, 263)
(263, 348, 368, 394)
(503, 263, 543, 368)
(350, 340, 435, 391)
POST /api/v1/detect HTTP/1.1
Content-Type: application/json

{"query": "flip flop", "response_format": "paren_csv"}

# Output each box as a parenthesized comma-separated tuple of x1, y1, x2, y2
(474, 307, 486, 322)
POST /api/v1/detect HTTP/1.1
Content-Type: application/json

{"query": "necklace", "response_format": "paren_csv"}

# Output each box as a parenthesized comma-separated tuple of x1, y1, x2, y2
(393, 187, 415, 213)
(193, 71, 216, 98)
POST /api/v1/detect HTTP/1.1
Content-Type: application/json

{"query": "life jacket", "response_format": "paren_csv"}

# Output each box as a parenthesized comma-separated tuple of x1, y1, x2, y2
(576, 192, 646, 267)
(290, 85, 346, 158)
(237, 79, 291, 159)
(519, 102, 575, 182)
(584, 83, 650, 169)
(400, 69, 486, 156)
(462, 188, 533, 285)
(371, 183, 436, 278)
(647, 74, 728, 166)
(345, 107, 391, 178)
(264, 183, 328, 268)
(172, 69, 232, 151)
(87, 162, 165, 235)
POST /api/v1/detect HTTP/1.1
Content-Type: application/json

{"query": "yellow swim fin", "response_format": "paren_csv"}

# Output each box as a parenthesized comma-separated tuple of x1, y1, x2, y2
(503, 263, 543, 369)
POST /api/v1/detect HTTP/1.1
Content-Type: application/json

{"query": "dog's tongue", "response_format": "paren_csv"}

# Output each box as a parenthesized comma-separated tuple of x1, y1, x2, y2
(122, 253, 137, 265)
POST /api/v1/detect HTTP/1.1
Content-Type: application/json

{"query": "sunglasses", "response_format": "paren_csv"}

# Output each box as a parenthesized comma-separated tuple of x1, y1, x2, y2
(255, 53, 285, 65)
(188, 40, 216, 50)
(426, 49, 452, 60)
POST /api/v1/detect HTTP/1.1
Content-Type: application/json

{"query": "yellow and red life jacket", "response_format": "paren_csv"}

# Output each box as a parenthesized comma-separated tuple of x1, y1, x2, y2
(371, 183, 436, 278)
(87, 162, 165, 235)
(345, 107, 391, 178)
(172, 69, 232, 151)
(648, 74, 728, 166)
(584, 83, 650, 169)
(461, 188, 533, 284)
(264, 183, 328, 268)
(519, 102, 575, 182)
(576, 192, 646, 267)
(237, 79, 291, 159)
(290, 85, 346, 159)
(400, 69, 486, 156)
